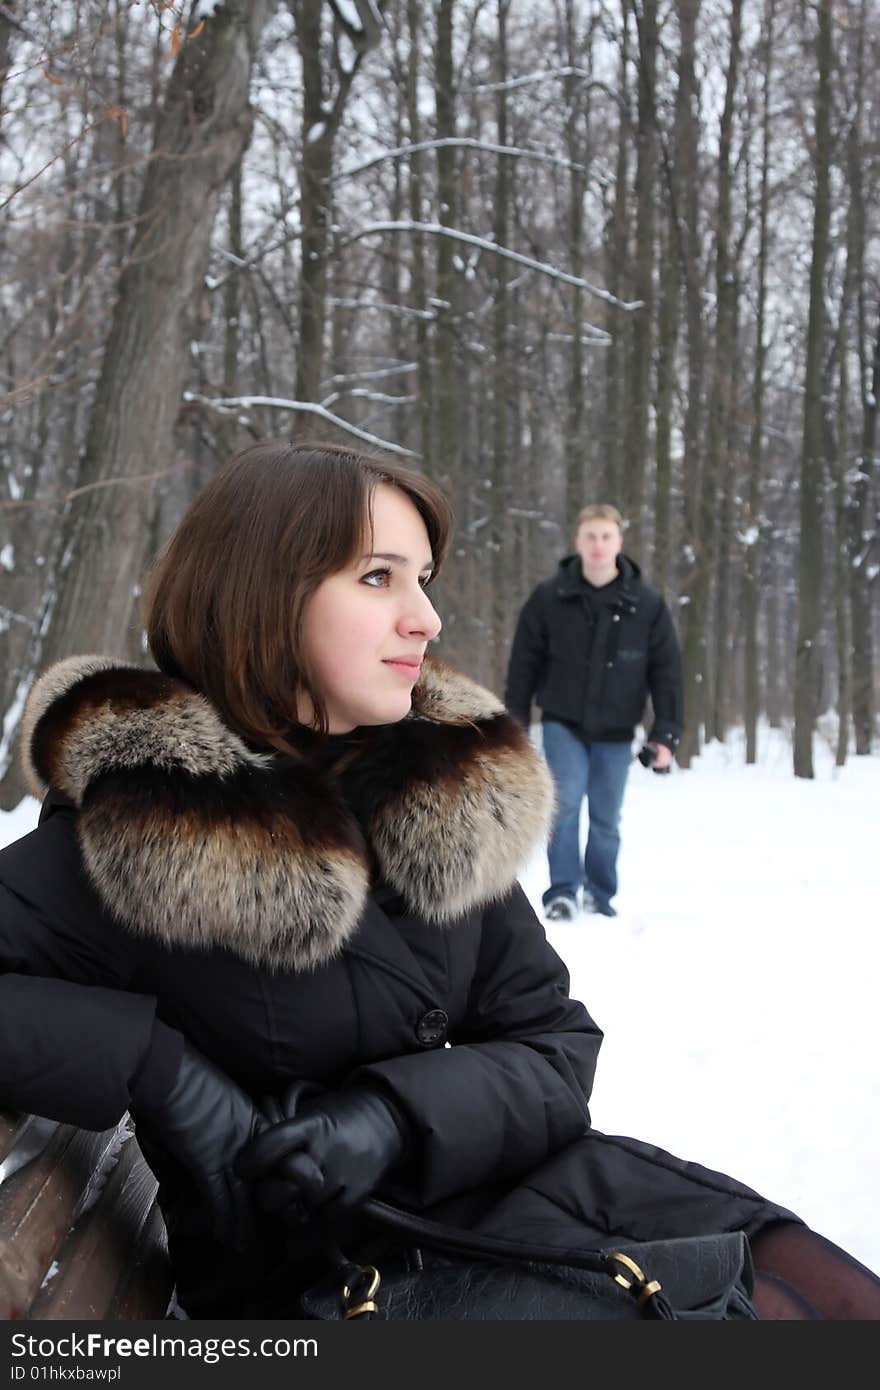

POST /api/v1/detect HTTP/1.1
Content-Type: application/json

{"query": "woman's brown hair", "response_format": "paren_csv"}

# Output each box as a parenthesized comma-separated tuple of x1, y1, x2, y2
(142, 441, 452, 747)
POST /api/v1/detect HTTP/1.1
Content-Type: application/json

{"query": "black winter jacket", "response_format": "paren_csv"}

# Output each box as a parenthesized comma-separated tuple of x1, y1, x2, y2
(505, 554, 683, 749)
(0, 655, 596, 1312)
(0, 655, 793, 1316)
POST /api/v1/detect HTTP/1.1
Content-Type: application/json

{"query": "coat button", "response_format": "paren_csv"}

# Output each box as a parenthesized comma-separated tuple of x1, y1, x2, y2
(415, 1009, 449, 1046)
(612, 614, 620, 622)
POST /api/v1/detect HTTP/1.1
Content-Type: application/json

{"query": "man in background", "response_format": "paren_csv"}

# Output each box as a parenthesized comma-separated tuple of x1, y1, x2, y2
(505, 505, 683, 920)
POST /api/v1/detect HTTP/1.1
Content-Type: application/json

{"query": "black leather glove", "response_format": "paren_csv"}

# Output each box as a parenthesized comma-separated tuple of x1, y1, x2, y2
(235, 1083, 409, 1218)
(130, 1030, 266, 1249)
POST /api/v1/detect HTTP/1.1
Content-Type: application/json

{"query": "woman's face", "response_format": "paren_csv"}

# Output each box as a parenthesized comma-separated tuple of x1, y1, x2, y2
(298, 484, 442, 732)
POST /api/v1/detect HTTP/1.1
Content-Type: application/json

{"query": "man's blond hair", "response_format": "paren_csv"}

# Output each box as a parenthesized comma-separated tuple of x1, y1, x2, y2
(576, 504, 624, 531)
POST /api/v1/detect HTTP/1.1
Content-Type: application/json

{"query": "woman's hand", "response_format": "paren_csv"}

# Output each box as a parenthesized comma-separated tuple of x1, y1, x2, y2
(235, 1084, 409, 1219)
(130, 1032, 267, 1249)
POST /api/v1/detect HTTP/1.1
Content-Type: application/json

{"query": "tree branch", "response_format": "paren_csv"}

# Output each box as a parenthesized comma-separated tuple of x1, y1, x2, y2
(342, 222, 644, 310)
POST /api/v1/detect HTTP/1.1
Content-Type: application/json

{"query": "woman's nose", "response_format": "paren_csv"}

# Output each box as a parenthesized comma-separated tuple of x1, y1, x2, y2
(400, 589, 442, 640)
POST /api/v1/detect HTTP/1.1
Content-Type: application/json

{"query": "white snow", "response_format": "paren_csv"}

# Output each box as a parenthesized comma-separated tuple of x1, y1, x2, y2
(522, 725, 880, 1276)
(191, 0, 224, 20)
(473, 65, 590, 95)
(0, 544, 13, 571)
(1, 796, 39, 843)
(332, 0, 364, 33)
(181, 393, 417, 457)
(1, 725, 877, 1276)
(348, 222, 643, 309)
(338, 34, 358, 77)
(0, 676, 33, 779)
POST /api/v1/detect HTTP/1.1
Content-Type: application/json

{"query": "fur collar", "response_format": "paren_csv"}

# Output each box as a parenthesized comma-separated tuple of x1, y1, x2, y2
(22, 657, 553, 972)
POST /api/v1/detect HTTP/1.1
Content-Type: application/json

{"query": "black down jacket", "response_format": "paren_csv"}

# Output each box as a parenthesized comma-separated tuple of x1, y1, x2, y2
(0, 656, 794, 1316)
(505, 554, 683, 749)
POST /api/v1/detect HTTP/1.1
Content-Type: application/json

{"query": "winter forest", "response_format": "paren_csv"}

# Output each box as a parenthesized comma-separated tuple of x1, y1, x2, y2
(1, 0, 878, 808)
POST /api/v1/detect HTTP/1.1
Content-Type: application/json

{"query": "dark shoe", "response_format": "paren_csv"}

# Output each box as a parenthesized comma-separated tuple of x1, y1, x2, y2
(583, 890, 617, 918)
(544, 895, 578, 922)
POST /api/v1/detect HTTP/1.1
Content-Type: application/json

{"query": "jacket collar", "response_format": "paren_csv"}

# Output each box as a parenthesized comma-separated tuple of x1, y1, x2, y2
(556, 553, 640, 607)
(21, 656, 553, 974)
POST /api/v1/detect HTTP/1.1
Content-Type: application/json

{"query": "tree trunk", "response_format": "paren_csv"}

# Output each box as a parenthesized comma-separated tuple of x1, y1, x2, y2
(677, 0, 703, 543)
(433, 0, 460, 501)
(621, 0, 658, 551)
(383, 12, 407, 448)
(653, 216, 677, 596)
(679, 0, 741, 766)
(671, 0, 703, 766)
(849, 0, 876, 757)
(764, 540, 782, 728)
(15, 0, 270, 668)
(564, 0, 590, 527)
(0, 2, 16, 129)
(653, 0, 698, 596)
(743, 0, 775, 764)
(292, 0, 383, 413)
(223, 163, 243, 399)
(602, 10, 630, 501)
(710, 292, 740, 743)
(793, 0, 832, 779)
(851, 308, 879, 753)
(294, 0, 332, 411)
(489, 0, 512, 694)
(833, 288, 851, 768)
(112, 0, 130, 268)
(406, 0, 432, 471)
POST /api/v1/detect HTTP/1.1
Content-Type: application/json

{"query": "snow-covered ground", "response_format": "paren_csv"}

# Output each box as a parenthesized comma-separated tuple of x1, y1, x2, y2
(2, 725, 878, 1274)
(523, 726, 880, 1276)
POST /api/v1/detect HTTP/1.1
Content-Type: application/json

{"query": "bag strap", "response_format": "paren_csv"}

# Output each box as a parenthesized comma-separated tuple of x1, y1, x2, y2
(359, 1198, 675, 1319)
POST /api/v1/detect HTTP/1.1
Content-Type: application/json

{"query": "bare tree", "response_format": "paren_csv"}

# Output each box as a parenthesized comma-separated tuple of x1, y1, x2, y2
(793, 0, 832, 779)
(620, 0, 658, 550)
(406, 0, 432, 467)
(602, 6, 631, 500)
(679, 0, 743, 765)
(743, 0, 776, 764)
(0, 1, 272, 806)
(848, 0, 876, 755)
(292, 0, 384, 411)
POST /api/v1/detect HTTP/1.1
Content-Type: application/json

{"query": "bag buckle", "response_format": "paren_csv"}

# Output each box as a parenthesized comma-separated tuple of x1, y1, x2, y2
(341, 1264, 381, 1320)
(610, 1252, 663, 1307)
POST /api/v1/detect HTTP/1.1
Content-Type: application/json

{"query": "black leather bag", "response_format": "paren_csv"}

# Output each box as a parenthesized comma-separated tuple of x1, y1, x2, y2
(300, 1199, 759, 1321)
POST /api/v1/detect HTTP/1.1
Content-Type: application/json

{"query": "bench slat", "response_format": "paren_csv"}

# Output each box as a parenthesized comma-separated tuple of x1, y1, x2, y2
(0, 1110, 172, 1320)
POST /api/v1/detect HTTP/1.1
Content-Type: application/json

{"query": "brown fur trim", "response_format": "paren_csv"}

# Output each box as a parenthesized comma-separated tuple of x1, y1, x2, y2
(77, 767, 369, 972)
(22, 656, 119, 800)
(373, 665, 554, 919)
(20, 655, 552, 969)
(22, 656, 268, 802)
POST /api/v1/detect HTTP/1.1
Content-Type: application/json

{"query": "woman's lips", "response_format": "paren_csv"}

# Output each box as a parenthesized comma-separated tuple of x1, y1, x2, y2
(383, 659, 422, 679)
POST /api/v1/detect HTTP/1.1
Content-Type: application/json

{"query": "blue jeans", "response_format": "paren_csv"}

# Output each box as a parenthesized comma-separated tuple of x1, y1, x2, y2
(541, 721, 632, 912)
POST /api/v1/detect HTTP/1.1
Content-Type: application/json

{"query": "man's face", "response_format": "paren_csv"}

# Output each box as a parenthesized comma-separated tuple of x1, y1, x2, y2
(575, 520, 623, 578)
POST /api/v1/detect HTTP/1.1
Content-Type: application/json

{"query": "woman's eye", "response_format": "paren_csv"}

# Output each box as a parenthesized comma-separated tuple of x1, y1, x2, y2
(361, 567, 433, 590)
(362, 567, 392, 587)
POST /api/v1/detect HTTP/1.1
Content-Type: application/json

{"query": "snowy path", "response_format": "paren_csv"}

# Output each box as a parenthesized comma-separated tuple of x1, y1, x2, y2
(524, 729, 880, 1274)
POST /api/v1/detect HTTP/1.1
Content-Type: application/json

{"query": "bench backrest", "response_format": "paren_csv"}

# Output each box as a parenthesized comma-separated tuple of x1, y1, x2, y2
(0, 1110, 173, 1319)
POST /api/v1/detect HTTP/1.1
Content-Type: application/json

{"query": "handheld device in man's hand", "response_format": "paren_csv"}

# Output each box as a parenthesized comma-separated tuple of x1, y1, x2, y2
(638, 744, 670, 774)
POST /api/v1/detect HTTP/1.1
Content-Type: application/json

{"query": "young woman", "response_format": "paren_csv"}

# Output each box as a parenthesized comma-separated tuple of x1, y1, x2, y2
(1, 442, 877, 1320)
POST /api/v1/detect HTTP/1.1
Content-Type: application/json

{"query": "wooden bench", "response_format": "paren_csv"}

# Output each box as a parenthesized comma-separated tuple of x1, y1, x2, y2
(0, 1109, 173, 1319)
